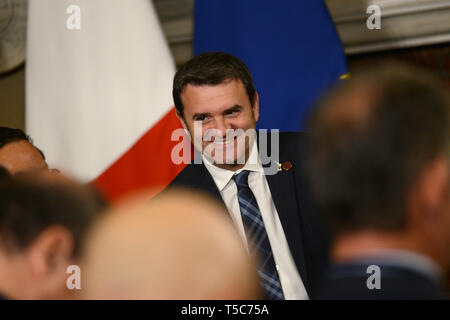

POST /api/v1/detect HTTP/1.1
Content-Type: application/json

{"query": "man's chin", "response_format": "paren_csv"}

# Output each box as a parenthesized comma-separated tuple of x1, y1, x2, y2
(203, 151, 246, 168)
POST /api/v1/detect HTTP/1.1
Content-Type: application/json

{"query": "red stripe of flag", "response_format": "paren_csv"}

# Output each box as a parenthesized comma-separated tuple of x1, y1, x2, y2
(93, 108, 191, 202)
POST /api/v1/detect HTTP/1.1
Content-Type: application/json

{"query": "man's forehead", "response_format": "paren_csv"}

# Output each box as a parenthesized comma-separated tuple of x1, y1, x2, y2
(181, 81, 248, 111)
(0, 140, 39, 156)
(184, 79, 244, 95)
(0, 140, 47, 174)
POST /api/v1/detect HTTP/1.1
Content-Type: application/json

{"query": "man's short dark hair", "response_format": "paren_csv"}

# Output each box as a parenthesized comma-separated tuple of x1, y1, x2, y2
(0, 127, 45, 160)
(305, 64, 450, 236)
(173, 52, 257, 118)
(0, 176, 105, 257)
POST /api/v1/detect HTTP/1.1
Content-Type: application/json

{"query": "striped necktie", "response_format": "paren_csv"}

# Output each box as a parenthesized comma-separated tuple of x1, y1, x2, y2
(232, 170, 284, 300)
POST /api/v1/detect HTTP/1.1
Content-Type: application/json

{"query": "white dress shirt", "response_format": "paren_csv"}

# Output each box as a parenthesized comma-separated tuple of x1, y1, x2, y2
(202, 141, 309, 300)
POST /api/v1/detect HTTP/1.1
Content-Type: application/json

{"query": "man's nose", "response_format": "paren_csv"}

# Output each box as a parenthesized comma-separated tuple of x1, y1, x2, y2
(214, 117, 230, 138)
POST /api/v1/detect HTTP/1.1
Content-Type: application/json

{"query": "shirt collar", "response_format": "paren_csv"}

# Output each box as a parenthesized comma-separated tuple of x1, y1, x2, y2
(203, 139, 264, 191)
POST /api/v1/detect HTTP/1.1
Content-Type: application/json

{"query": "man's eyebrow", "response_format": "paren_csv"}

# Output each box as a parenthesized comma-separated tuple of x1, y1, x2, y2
(192, 105, 243, 120)
(192, 112, 212, 120)
(223, 105, 243, 114)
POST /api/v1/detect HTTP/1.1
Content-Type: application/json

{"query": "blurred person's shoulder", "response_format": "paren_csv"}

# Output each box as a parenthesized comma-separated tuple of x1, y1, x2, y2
(314, 262, 449, 300)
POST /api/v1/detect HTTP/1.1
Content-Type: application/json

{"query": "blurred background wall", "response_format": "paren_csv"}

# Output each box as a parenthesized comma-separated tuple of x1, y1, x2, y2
(1, 0, 449, 130)
(0, 67, 24, 129)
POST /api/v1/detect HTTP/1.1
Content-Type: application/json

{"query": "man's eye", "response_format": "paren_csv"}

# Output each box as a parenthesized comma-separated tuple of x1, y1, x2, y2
(196, 115, 207, 121)
(225, 110, 238, 116)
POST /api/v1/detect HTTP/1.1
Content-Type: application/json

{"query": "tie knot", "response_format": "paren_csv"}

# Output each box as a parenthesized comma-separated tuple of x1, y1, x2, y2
(232, 170, 251, 188)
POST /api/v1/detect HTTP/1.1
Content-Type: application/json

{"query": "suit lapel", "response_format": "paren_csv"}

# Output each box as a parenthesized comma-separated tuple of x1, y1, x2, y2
(265, 160, 310, 291)
(187, 161, 222, 201)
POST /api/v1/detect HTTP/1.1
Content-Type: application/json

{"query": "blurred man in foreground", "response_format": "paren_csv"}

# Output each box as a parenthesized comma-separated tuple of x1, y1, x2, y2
(0, 127, 48, 174)
(306, 65, 450, 299)
(0, 171, 104, 299)
(81, 189, 261, 299)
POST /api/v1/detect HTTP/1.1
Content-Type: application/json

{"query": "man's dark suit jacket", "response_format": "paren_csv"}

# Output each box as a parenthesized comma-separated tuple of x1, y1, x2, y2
(167, 131, 330, 296)
(313, 261, 449, 300)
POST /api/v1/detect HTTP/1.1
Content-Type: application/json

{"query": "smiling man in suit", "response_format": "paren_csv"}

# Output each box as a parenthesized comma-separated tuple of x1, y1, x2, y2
(167, 52, 328, 300)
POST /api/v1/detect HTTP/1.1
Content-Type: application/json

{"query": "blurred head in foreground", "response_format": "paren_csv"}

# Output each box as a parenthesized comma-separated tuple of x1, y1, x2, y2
(0, 127, 48, 174)
(0, 166, 11, 184)
(0, 171, 105, 299)
(81, 189, 261, 299)
(306, 64, 450, 297)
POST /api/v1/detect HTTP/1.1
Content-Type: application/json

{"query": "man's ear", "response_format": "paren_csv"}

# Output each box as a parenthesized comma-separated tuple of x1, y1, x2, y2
(28, 226, 74, 278)
(410, 156, 449, 221)
(252, 92, 260, 123)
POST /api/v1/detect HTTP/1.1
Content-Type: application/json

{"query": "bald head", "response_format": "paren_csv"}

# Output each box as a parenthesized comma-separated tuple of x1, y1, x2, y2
(81, 189, 261, 299)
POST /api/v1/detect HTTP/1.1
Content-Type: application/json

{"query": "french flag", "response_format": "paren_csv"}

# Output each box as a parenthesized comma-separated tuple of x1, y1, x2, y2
(26, 0, 186, 201)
